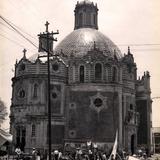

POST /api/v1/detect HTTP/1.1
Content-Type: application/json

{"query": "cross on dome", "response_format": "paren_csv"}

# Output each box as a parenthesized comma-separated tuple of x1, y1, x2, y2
(23, 48, 27, 54)
(128, 46, 131, 54)
(23, 48, 27, 58)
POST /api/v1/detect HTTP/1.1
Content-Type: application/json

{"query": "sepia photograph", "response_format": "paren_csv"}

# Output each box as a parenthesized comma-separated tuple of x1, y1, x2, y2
(0, 0, 160, 159)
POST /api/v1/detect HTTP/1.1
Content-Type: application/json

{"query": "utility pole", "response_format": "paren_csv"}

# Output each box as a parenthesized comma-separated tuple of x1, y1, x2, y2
(39, 21, 59, 160)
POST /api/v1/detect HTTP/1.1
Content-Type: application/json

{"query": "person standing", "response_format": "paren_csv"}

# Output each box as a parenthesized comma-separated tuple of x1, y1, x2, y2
(32, 148, 37, 160)
(15, 147, 21, 160)
(36, 150, 41, 160)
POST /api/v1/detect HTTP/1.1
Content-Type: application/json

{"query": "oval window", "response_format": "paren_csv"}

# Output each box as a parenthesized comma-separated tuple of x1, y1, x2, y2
(69, 130, 76, 138)
(52, 92, 57, 99)
(52, 63, 59, 71)
(19, 89, 25, 98)
(94, 98, 103, 107)
(20, 63, 25, 71)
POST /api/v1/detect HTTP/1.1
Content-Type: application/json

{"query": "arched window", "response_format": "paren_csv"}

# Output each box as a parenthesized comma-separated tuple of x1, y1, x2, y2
(112, 66, 117, 82)
(93, 14, 96, 25)
(16, 127, 26, 151)
(106, 68, 108, 82)
(72, 66, 76, 82)
(95, 63, 102, 80)
(80, 65, 85, 83)
(31, 124, 36, 137)
(19, 89, 25, 98)
(79, 13, 83, 27)
(33, 84, 38, 98)
(86, 13, 91, 25)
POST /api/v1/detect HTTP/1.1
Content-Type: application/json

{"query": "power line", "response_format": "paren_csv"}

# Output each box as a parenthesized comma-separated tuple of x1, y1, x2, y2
(0, 32, 37, 53)
(0, 15, 38, 49)
(0, 22, 23, 43)
(118, 44, 160, 46)
(1, 15, 160, 53)
(0, 33, 26, 48)
(0, 33, 34, 69)
(0, 20, 38, 49)
(0, 21, 15, 32)
(2, 18, 37, 40)
(1, 17, 160, 49)
(0, 31, 160, 52)
(8, 0, 44, 24)
(0, 15, 38, 48)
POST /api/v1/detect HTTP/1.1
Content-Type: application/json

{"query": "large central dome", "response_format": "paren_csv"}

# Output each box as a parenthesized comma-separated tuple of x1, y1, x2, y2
(55, 28, 122, 59)
(55, 0, 122, 59)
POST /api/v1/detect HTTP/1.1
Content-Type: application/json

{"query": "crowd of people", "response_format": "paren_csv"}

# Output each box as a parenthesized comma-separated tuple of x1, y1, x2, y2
(14, 146, 150, 160)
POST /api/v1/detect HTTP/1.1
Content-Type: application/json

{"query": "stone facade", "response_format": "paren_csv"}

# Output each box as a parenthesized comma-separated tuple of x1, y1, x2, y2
(136, 71, 152, 152)
(10, 0, 152, 154)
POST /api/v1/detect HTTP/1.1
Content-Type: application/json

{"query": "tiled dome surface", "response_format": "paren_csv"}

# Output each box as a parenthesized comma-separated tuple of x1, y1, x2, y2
(55, 28, 122, 59)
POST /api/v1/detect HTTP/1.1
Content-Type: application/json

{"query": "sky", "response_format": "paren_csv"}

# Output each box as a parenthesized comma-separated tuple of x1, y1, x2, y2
(0, 0, 160, 129)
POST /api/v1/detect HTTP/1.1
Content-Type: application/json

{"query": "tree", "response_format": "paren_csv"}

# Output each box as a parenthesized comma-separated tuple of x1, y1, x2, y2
(0, 98, 8, 126)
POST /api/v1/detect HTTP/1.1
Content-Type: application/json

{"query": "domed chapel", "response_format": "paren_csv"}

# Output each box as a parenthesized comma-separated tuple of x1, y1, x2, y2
(10, 0, 152, 154)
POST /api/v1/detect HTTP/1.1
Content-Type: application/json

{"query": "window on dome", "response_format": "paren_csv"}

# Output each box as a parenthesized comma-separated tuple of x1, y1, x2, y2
(79, 13, 83, 27)
(72, 66, 76, 82)
(112, 66, 117, 82)
(86, 13, 91, 25)
(93, 14, 96, 25)
(95, 63, 102, 80)
(79, 65, 85, 83)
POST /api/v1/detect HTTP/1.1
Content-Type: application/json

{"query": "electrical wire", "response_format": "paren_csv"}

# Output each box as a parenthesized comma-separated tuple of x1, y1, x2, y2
(0, 15, 38, 49)
(0, 22, 27, 43)
(3, 0, 160, 49)
(0, 33, 27, 48)
(7, 0, 46, 29)
(1, 16, 160, 50)
(0, 19, 38, 49)
(0, 21, 15, 32)
(128, 47, 159, 51)
(117, 44, 160, 46)
(1, 18, 37, 40)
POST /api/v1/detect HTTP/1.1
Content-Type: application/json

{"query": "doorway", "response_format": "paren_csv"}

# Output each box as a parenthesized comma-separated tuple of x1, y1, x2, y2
(131, 134, 135, 155)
